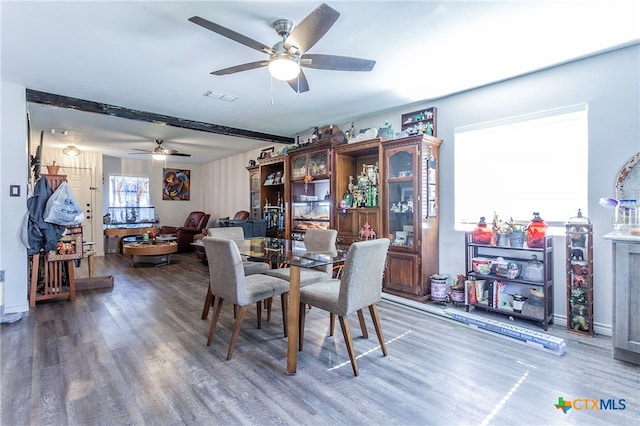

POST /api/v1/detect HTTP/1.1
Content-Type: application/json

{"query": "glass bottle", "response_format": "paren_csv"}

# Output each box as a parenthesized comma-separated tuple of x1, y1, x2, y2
(472, 216, 493, 244)
(527, 212, 548, 248)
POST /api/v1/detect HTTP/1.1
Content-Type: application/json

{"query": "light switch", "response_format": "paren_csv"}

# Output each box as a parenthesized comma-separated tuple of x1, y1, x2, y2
(9, 185, 20, 197)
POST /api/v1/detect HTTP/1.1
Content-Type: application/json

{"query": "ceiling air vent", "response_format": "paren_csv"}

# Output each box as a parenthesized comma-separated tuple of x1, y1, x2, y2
(203, 90, 238, 102)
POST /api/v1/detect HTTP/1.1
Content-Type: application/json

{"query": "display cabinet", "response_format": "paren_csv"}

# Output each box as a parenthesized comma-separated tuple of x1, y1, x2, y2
(566, 211, 594, 336)
(465, 233, 554, 330)
(259, 156, 289, 238)
(382, 134, 441, 301)
(247, 165, 261, 220)
(333, 138, 383, 245)
(106, 206, 156, 226)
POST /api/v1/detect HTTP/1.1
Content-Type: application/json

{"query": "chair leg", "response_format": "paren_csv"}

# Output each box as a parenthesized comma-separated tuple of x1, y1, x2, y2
(266, 297, 273, 321)
(329, 313, 335, 336)
(281, 292, 288, 337)
(227, 305, 248, 360)
(338, 316, 359, 376)
(298, 302, 306, 351)
(256, 300, 262, 329)
(369, 304, 387, 356)
(201, 282, 214, 320)
(207, 297, 224, 346)
(357, 309, 369, 338)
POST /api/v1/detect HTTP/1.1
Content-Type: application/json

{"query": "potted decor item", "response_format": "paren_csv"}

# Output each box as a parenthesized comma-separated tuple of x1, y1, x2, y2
(47, 161, 60, 175)
(509, 218, 526, 248)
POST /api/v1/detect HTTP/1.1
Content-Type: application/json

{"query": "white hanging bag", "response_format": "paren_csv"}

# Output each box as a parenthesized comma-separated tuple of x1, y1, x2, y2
(44, 181, 85, 226)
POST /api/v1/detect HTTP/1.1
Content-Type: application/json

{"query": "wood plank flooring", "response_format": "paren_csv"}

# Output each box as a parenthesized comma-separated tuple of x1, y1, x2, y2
(2, 252, 639, 425)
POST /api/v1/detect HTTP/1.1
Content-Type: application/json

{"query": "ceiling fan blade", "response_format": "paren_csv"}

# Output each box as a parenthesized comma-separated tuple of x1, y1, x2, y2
(211, 60, 269, 76)
(284, 3, 340, 54)
(130, 148, 153, 153)
(169, 152, 192, 157)
(301, 54, 376, 71)
(287, 69, 310, 93)
(189, 16, 273, 54)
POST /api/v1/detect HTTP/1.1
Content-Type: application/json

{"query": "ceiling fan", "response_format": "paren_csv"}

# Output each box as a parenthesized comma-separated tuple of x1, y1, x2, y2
(129, 139, 191, 159)
(189, 3, 375, 93)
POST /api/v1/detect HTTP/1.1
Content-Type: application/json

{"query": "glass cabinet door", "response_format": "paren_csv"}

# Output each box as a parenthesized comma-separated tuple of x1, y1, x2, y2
(291, 155, 307, 180)
(386, 148, 416, 248)
(249, 170, 261, 219)
(309, 150, 329, 179)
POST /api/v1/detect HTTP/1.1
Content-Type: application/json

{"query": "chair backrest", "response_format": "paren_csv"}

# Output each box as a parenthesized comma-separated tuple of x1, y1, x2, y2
(337, 238, 390, 316)
(183, 211, 210, 230)
(232, 210, 250, 220)
(304, 229, 338, 274)
(207, 226, 245, 240)
(202, 237, 250, 305)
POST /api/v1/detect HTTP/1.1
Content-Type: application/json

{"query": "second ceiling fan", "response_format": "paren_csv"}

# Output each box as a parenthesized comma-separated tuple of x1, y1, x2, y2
(189, 3, 375, 93)
(129, 139, 191, 159)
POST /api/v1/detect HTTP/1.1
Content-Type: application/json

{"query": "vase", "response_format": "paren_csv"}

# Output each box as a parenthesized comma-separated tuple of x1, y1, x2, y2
(509, 231, 525, 248)
(497, 232, 510, 247)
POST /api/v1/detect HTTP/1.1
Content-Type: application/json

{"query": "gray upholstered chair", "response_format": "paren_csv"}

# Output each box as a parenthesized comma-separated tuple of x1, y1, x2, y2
(201, 227, 270, 320)
(265, 229, 338, 285)
(202, 237, 289, 360)
(298, 238, 390, 376)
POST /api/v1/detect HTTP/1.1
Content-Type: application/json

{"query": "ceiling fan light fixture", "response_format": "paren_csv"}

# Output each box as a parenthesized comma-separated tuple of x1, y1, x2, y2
(268, 55, 300, 81)
(152, 153, 167, 161)
(63, 145, 81, 157)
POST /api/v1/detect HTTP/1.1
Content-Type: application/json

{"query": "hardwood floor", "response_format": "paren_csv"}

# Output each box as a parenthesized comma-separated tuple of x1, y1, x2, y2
(2, 252, 638, 425)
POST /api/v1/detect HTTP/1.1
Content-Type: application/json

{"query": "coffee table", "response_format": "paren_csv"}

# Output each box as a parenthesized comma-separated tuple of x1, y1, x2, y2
(122, 240, 178, 267)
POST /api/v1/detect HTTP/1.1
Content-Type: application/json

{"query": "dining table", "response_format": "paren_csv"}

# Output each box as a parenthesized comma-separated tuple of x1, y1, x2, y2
(226, 237, 346, 375)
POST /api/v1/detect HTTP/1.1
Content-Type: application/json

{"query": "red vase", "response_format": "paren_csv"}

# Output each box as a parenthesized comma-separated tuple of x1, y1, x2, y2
(472, 217, 493, 244)
(527, 212, 548, 248)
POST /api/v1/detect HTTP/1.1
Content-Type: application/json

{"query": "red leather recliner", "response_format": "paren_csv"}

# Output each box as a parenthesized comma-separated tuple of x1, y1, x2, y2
(161, 211, 210, 253)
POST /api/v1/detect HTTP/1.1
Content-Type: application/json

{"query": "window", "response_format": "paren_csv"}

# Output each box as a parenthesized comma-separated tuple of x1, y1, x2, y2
(109, 175, 150, 207)
(454, 104, 588, 230)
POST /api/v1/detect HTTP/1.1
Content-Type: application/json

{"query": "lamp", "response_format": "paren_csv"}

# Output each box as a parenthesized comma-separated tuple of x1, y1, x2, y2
(152, 153, 167, 161)
(63, 145, 81, 157)
(268, 55, 300, 81)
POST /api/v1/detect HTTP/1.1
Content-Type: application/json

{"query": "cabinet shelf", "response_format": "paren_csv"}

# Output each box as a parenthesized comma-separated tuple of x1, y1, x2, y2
(465, 232, 554, 330)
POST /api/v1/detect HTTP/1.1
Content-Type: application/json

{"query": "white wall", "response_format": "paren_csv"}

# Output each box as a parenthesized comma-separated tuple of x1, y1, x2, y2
(201, 147, 266, 220)
(0, 82, 29, 313)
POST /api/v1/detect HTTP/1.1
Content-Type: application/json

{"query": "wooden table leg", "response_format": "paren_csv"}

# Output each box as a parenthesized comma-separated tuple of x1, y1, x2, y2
(67, 260, 76, 302)
(87, 251, 95, 277)
(287, 265, 301, 375)
(29, 254, 39, 308)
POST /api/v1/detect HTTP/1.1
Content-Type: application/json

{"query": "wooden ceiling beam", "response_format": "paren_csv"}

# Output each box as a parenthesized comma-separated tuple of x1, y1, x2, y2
(26, 89, 293, 145)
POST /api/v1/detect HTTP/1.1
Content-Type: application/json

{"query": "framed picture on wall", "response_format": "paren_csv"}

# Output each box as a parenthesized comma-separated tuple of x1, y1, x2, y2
(163, 168, 190, 200)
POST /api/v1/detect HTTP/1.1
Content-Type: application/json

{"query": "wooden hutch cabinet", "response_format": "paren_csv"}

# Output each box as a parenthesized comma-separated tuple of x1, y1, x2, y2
(333, 138, 383, 245)
(382, 134, 442, 302)
(258, 156, 289, 238)
(287, 140, 333, 240)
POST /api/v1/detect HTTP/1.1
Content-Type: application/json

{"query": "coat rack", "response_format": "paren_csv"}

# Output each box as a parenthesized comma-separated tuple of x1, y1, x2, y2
(29, 174, 78, 307)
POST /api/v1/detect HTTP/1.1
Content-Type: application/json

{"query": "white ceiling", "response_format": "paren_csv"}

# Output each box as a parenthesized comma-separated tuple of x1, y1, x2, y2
(2, 1, 639, 164)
